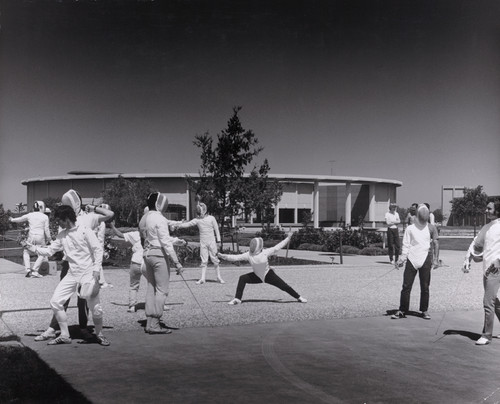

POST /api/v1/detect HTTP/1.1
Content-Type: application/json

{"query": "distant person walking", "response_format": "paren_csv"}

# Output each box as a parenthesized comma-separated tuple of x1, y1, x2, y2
(9, 201, 51, 278)
(391, 204, 439, 320)
(385, 203, 401, 268)
(463, 201, 500, 346)
(218, 233, 307, 305)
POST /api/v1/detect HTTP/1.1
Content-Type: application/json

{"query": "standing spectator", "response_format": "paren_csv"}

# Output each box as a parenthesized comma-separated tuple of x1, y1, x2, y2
(391, 204, 439, 320)
(139, 192, 186, 334)
(9, 201, 51, 278)
(109, 220, 144, 312)
(174, 202, 225, 284)
(26, 205, 110, 346)
(424, 203, 435, 225)
(385, 203, 401, 269)
(463, 201, 500, 345)
(406, 203, 419, 226)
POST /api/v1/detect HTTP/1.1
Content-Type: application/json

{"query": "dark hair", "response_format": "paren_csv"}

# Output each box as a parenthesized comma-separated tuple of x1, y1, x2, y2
(147, 192, 159, 211)
(424, 203, 430, 210)
(54, 204, 76, 223)
(492, 200, 500, 218)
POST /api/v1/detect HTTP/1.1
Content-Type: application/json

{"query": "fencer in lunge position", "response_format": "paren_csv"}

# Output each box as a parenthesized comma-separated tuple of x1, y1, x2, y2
(25, 205, 110, 345)
(463, 201, 500, 346)
(174, 202, 225, 284)
(217, 233, 307, 305)
(9, 201, 51, 278)
(139, 192, 187, 334)
(391, 204, 439, 320)
(34, 189, 113, 342)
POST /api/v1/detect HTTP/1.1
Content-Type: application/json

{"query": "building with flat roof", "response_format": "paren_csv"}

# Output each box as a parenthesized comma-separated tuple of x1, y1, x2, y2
(22, 172, 402, 228)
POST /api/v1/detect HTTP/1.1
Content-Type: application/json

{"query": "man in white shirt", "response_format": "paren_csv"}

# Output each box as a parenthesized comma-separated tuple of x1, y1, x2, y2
(385, 203, 401, 268)
(9, 201, 51, 278)
(33, 189, 113, 342)
(26, 205, 110, 346)
(463, 201, 500, 345)
(139, 192, 186, 334)
(391, 204, 439, 320)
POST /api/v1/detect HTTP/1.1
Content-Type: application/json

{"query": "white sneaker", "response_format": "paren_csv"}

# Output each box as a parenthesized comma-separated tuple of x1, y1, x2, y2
(127, 306, 137, 313)
(298, 296, 308, 303)
(34, 330, 57, 341)
(196, 279, 206, 285)
(228, 298, 241, 305)
(475, 337, 491, 346)
(100, 282, 113, 289)
(30, 272, 43, 278)
(218, 278, 226, 284)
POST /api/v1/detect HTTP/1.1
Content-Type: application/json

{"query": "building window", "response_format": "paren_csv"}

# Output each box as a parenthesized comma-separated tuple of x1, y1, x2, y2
(279, 208, 294, 224)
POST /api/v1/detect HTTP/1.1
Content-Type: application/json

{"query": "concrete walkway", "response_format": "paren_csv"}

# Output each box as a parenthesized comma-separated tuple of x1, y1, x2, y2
(1, 250, 499, 404)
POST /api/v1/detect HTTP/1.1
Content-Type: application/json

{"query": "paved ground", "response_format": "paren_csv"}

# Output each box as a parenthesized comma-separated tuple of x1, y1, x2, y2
(1, 250, 499, 404)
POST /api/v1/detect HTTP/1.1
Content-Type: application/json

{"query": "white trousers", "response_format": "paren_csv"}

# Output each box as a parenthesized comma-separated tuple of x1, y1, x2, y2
(50, 271, 102, 320)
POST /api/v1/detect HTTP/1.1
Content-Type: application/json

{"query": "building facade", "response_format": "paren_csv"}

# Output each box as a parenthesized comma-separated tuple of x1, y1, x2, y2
(22, 172, 402, 228)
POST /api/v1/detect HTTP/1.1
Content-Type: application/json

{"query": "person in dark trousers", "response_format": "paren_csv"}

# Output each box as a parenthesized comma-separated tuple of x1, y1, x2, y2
(385, 203, 401, 269)
(218, 233, 307, 305)
(392, 204, 439, 320)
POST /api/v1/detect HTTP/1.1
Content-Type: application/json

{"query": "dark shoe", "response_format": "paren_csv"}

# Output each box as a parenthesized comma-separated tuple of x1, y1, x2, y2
(391, 310, 405, 319)
(421, 311, 431, 320)
(25, 271, 32, 278)
(80, 328, 94, 341)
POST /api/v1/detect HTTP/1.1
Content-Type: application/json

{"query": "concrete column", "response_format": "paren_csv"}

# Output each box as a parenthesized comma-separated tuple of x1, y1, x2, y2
(274, 203, 279, 226)
(294, 184, 298, 224)
(313, 181, 319, 228)
(185, 186, 191, 220)
(345, 182, 352, 227)
(369, 184, 376, 227)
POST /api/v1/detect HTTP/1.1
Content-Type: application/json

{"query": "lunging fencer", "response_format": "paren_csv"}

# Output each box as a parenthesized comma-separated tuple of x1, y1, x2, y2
(139, 192, 187, 334)
(463, 201, 500, 346)
(217, 233, 307, 305)
(26, 205, 110, 346)
(391, 204, 439, 320)
(9, 201, 51, 278)
(174, 202, 225, 284)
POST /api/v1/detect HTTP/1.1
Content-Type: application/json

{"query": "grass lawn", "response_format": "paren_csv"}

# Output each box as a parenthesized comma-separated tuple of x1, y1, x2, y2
(438, 237, 473, 251)
(0, 345, 91, 403)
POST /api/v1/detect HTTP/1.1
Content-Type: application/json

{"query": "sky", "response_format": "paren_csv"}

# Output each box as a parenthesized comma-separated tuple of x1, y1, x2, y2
(1, 0, 499, 212)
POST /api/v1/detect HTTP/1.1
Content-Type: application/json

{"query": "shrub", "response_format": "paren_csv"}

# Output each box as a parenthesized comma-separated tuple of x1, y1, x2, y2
(359, 247, 387, 256)
(298, 243, 325, 251)
(365, 231, 383, 244)
(289, 227, 327, 249)
(256, 226, 286, 241)
(337, 245, 360, 255)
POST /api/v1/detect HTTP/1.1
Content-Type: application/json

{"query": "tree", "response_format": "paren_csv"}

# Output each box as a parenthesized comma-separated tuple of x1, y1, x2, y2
(238, 159, 282, 231)
(450, 185, 488, 235)
(432, 208, 445, 225)
(102, 176, 155, 226)
(187, 107, 282, 241)
(0, 204, 11, 236)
